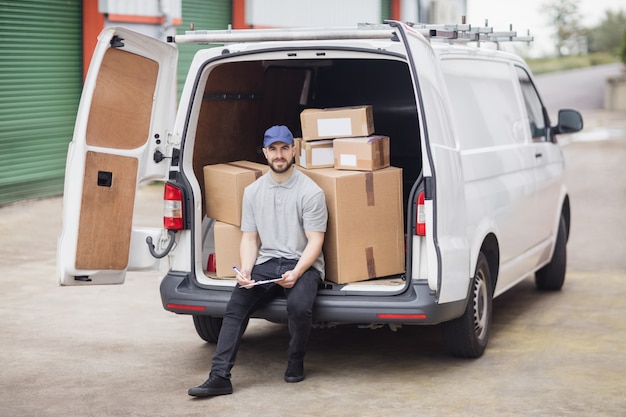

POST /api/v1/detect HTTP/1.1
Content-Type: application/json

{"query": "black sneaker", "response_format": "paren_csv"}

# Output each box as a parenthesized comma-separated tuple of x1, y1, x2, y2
(188, 374, 233, 397)
(284, 361, 304, 383)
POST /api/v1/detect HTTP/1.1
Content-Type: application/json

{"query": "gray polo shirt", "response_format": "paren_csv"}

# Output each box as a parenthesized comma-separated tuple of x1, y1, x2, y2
(241, 167, 328, 279)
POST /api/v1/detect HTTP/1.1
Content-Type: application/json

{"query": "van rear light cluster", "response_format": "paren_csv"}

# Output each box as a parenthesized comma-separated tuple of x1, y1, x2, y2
(416, 191, 426, 236)
(163, 183, 184, 230)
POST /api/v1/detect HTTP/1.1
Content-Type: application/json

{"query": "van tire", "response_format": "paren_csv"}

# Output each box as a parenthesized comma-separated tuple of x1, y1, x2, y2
(441, 252, 492, 358)
(193, 315, 222, 343)
(535, 215, 567, 291)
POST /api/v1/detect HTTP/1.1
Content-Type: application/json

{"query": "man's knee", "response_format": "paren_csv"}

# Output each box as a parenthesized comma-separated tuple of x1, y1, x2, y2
(224, 290, 254, 319)
(286, 298, 313, 319)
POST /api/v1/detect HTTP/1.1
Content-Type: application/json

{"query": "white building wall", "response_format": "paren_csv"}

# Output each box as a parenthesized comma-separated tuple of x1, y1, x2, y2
(433, 0, 466, 24)
(98, 0, 182, 40)
(98, 0, 181, 18)
(401, 0, 420, 24)
(420, 0, 467, 24)
(245, 0, 381, 27)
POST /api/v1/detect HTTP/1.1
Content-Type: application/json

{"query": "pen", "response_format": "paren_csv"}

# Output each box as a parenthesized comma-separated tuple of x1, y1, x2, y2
(232, 266, 284, 287)
(232, 266, 248, 280)
(233, 266, 255, 288)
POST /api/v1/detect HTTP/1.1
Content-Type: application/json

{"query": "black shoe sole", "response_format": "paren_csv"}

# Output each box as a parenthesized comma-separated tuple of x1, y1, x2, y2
(188, 387, 233, 397)
(284, 374, 305, 383)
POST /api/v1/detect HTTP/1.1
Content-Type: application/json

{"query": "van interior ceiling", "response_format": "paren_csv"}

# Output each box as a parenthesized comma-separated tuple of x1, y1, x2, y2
(191, 56, 422, 222)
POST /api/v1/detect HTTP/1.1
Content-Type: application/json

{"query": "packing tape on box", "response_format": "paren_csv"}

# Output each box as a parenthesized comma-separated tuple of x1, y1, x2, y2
(366, 247, 376, 278)
(365, 172, 375, 206)
(375, 137, 385, 166)
(226, 162, 264, 179)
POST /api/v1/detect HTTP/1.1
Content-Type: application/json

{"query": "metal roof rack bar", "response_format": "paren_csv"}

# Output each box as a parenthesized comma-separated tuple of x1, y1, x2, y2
(429, 29, 480, 41)
(423, 18, 533, 44)
(469, 26, 494, 34)
(488, 31, 518, 38)
(414, 23, 472, 32)
(168, 27, 396, 45)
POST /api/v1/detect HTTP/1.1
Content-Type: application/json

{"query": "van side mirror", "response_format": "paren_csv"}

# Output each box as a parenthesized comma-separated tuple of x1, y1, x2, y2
(554, 109, 583, 134)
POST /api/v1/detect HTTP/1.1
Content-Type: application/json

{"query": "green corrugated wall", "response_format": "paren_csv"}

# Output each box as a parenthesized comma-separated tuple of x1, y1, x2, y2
(0, 0, 82, 205)
(381, 0, 391, 22)
(176, 0, 232, 99)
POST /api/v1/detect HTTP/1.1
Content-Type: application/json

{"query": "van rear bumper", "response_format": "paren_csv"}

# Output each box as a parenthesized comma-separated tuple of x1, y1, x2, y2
(160, 270, 466, 325)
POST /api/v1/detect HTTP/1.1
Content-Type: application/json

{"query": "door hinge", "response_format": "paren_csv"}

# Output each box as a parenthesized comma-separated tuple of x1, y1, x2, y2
(110, 36, 125, 48)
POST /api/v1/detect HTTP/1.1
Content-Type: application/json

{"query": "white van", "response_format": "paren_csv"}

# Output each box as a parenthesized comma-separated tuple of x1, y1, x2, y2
(57, 22, 583, 358)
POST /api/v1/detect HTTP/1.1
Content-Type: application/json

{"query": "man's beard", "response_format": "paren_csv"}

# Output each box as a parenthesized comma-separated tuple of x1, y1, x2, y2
(268, 156, 295, 174)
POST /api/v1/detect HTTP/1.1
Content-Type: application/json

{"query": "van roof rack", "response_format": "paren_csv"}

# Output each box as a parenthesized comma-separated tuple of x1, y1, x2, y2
(167, 19, 532, 46)
(420, 19, 533, 44)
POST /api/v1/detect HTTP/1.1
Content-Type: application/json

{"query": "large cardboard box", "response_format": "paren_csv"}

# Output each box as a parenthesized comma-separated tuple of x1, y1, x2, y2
(213, 221, 242, 278)
(203, 161, 268, 226)
(301, 167, 404, 284)
(300, 106, 375, 141)
(334, 136, 390, 171)
(295, 138, 334, 169)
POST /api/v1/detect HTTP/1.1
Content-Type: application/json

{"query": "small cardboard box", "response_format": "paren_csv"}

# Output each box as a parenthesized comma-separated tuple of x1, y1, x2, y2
(295, 138, 335, 169)
(334, 136, 390, 171)
(300, 106, 375, 141)
(213, 221, 242, 278)
(301, 167, 405, 284)
(203, 161, 268, 226)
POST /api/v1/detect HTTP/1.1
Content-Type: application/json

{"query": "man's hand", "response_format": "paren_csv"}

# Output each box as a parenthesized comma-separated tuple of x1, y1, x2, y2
(278, 270, 299, 289)
(236, 268, 255, 289)
(277, 230, 325, 289)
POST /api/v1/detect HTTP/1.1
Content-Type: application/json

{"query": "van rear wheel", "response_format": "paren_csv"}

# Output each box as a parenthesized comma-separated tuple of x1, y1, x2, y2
(192, 315, 222, 343)
(441, 252, 492, 358)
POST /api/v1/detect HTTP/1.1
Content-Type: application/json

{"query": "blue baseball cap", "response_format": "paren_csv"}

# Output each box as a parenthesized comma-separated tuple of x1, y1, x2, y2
(263, 125, 294, 147)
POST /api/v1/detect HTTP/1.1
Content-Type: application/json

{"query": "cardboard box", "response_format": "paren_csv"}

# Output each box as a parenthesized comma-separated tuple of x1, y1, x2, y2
(301, 167, 405, 284)
(295, 138, 335, 169)
(300, 106, 375, 141)
(334, 136, 390, 171)
(213, 221, 242, 277)
(203, 161, 268, 226)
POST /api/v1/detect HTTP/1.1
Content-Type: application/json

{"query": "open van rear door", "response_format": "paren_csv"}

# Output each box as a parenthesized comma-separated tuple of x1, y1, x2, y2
(57, 27, 177, 285)
(390, 22, 471, 304)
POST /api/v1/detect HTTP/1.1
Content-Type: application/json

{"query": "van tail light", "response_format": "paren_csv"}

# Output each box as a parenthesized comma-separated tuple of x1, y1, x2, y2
(416, 191, 426, 236)
(163, 183, 184, 230)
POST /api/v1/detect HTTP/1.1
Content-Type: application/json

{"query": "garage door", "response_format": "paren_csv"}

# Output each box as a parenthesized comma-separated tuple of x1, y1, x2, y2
(0, 0, 82, 205)
(176, 0, 231, 98)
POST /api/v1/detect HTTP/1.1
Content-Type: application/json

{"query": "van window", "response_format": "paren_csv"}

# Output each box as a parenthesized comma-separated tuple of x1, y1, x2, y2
(515, 66, 548, 141)
(441, 59, 522, 150)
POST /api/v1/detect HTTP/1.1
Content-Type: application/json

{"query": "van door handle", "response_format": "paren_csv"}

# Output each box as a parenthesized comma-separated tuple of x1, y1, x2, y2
(535, 152, 543, 158)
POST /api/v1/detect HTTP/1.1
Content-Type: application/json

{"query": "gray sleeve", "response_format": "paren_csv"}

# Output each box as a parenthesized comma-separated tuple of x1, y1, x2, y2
(240, 187, 257, 232)
(303, 189, 328, 233)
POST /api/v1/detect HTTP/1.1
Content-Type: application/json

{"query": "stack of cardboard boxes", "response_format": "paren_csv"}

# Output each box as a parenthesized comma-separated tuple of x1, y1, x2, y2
(296, 106, 404, 284)
(202, 105, 405, 284)
(203, 161, 269, 277)
(297, 106, 390, 171)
